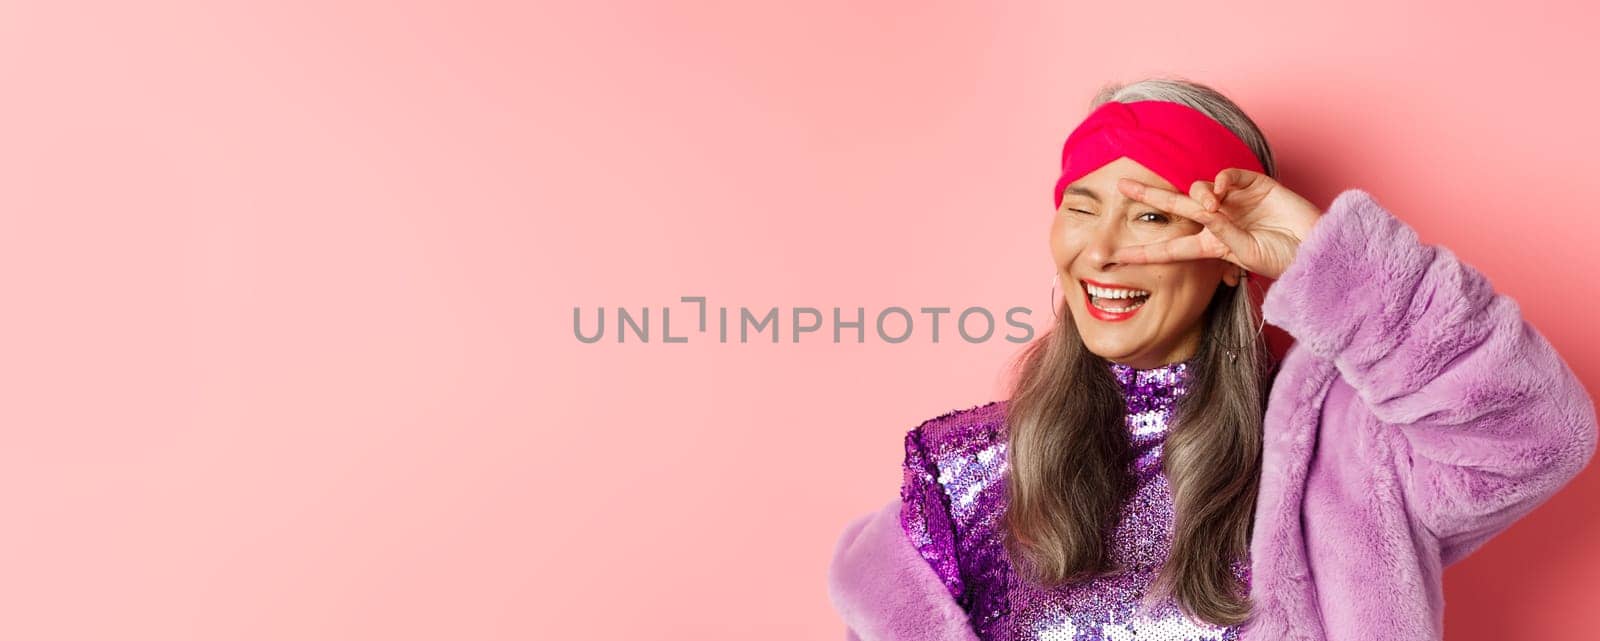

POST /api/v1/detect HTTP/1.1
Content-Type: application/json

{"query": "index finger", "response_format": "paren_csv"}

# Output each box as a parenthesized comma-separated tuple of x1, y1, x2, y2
(1109, 234, 1224, 264)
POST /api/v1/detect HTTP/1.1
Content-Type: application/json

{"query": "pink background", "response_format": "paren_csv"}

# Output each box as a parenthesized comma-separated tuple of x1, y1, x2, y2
(4, 1, 1597, 639)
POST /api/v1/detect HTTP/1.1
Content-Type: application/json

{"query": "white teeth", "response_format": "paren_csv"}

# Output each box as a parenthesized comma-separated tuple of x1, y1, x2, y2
(1085, 283, 1150, 299)
(1091, 296, 1147, 313)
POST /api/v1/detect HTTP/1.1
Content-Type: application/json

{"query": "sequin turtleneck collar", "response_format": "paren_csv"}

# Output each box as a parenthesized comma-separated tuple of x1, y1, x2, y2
(1107, 355, 1196, 479)
(1107, 355, 1196, 410)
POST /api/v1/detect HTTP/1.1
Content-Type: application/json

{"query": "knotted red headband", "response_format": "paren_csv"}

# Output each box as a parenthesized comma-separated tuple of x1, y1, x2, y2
(1052, 100, 1264, 209)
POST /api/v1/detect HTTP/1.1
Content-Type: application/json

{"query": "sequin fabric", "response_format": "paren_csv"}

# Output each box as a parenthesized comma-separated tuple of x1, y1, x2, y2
(899, 356, 1251, 640)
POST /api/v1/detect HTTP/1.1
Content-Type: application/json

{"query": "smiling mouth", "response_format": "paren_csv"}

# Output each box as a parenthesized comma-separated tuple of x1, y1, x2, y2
(1082, 281, 1151, 313)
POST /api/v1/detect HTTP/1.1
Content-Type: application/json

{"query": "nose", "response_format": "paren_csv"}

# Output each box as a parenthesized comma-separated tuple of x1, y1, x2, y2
(1080, 214, 1129, 272)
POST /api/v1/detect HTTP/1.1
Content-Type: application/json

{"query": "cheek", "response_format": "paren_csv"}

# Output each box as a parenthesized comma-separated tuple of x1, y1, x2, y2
(1048, 219, 1084, 265)
(1158, 273, 1218, 313)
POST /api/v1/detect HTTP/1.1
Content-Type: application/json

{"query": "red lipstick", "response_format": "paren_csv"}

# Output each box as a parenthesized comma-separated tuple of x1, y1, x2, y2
(1079, 278, 1149, 322)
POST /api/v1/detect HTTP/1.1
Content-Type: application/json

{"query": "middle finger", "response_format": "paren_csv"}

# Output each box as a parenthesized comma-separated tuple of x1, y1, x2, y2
(1116, 178, 1219, 227)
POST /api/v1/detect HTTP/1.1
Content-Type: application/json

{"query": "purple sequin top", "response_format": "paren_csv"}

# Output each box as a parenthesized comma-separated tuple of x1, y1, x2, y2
(899, 356, 1251, 640)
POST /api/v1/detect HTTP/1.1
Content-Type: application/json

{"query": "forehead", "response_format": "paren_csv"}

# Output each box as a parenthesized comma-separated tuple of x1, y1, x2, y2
(1062, 156, 1176, 200)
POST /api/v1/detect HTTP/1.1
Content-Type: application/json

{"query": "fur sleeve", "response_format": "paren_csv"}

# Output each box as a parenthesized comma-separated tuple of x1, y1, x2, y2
(1260, 188, 1598, 565)
(826, 499, 982, 641)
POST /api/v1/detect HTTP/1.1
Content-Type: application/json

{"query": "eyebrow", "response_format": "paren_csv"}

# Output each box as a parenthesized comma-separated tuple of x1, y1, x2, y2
(1063, 185, 1100, 202)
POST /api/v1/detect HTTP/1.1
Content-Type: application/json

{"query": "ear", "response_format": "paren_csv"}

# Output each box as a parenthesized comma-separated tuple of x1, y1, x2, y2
(1222, 266, 1243, 288)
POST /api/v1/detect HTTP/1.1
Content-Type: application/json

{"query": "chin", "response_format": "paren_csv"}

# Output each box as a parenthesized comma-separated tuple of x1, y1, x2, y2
(1077, 336, 1140, 362)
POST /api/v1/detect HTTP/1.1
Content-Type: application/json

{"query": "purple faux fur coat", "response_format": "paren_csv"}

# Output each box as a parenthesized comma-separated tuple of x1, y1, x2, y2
(826, 189, 1598, 640)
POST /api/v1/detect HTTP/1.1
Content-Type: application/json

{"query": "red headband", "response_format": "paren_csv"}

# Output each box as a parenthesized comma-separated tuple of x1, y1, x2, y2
(1052, 100, 1264, 209)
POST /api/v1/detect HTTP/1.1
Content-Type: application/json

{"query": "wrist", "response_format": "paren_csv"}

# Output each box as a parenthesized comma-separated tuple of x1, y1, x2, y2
(1271, 200, 1325, 280)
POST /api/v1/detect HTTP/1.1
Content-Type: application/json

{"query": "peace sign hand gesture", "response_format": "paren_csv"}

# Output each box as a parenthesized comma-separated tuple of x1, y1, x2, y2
(1113, 169, 1323, 281)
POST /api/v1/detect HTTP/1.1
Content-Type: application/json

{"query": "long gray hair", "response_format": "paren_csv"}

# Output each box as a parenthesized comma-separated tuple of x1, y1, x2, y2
(1001, 76, 1277, 627)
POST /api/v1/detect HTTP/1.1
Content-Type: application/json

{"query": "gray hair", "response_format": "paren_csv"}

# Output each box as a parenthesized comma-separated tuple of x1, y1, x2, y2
(1090, 76, 1277, 179)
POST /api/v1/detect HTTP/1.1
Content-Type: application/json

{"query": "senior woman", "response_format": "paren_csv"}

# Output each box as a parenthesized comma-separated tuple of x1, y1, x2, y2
(826, 78, 1597, 641)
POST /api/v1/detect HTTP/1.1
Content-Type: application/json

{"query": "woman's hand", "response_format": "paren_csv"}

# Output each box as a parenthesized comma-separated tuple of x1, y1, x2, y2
(1113, 169, 1323, 280)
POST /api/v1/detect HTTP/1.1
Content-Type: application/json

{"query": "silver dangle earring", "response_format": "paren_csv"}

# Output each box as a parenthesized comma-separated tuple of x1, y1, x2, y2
(1224, 269, 1264, 363)
(1231, 270, 1245, 361)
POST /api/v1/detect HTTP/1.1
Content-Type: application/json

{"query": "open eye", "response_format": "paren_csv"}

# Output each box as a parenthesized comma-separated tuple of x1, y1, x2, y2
(1137, 211, 1171, 224)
